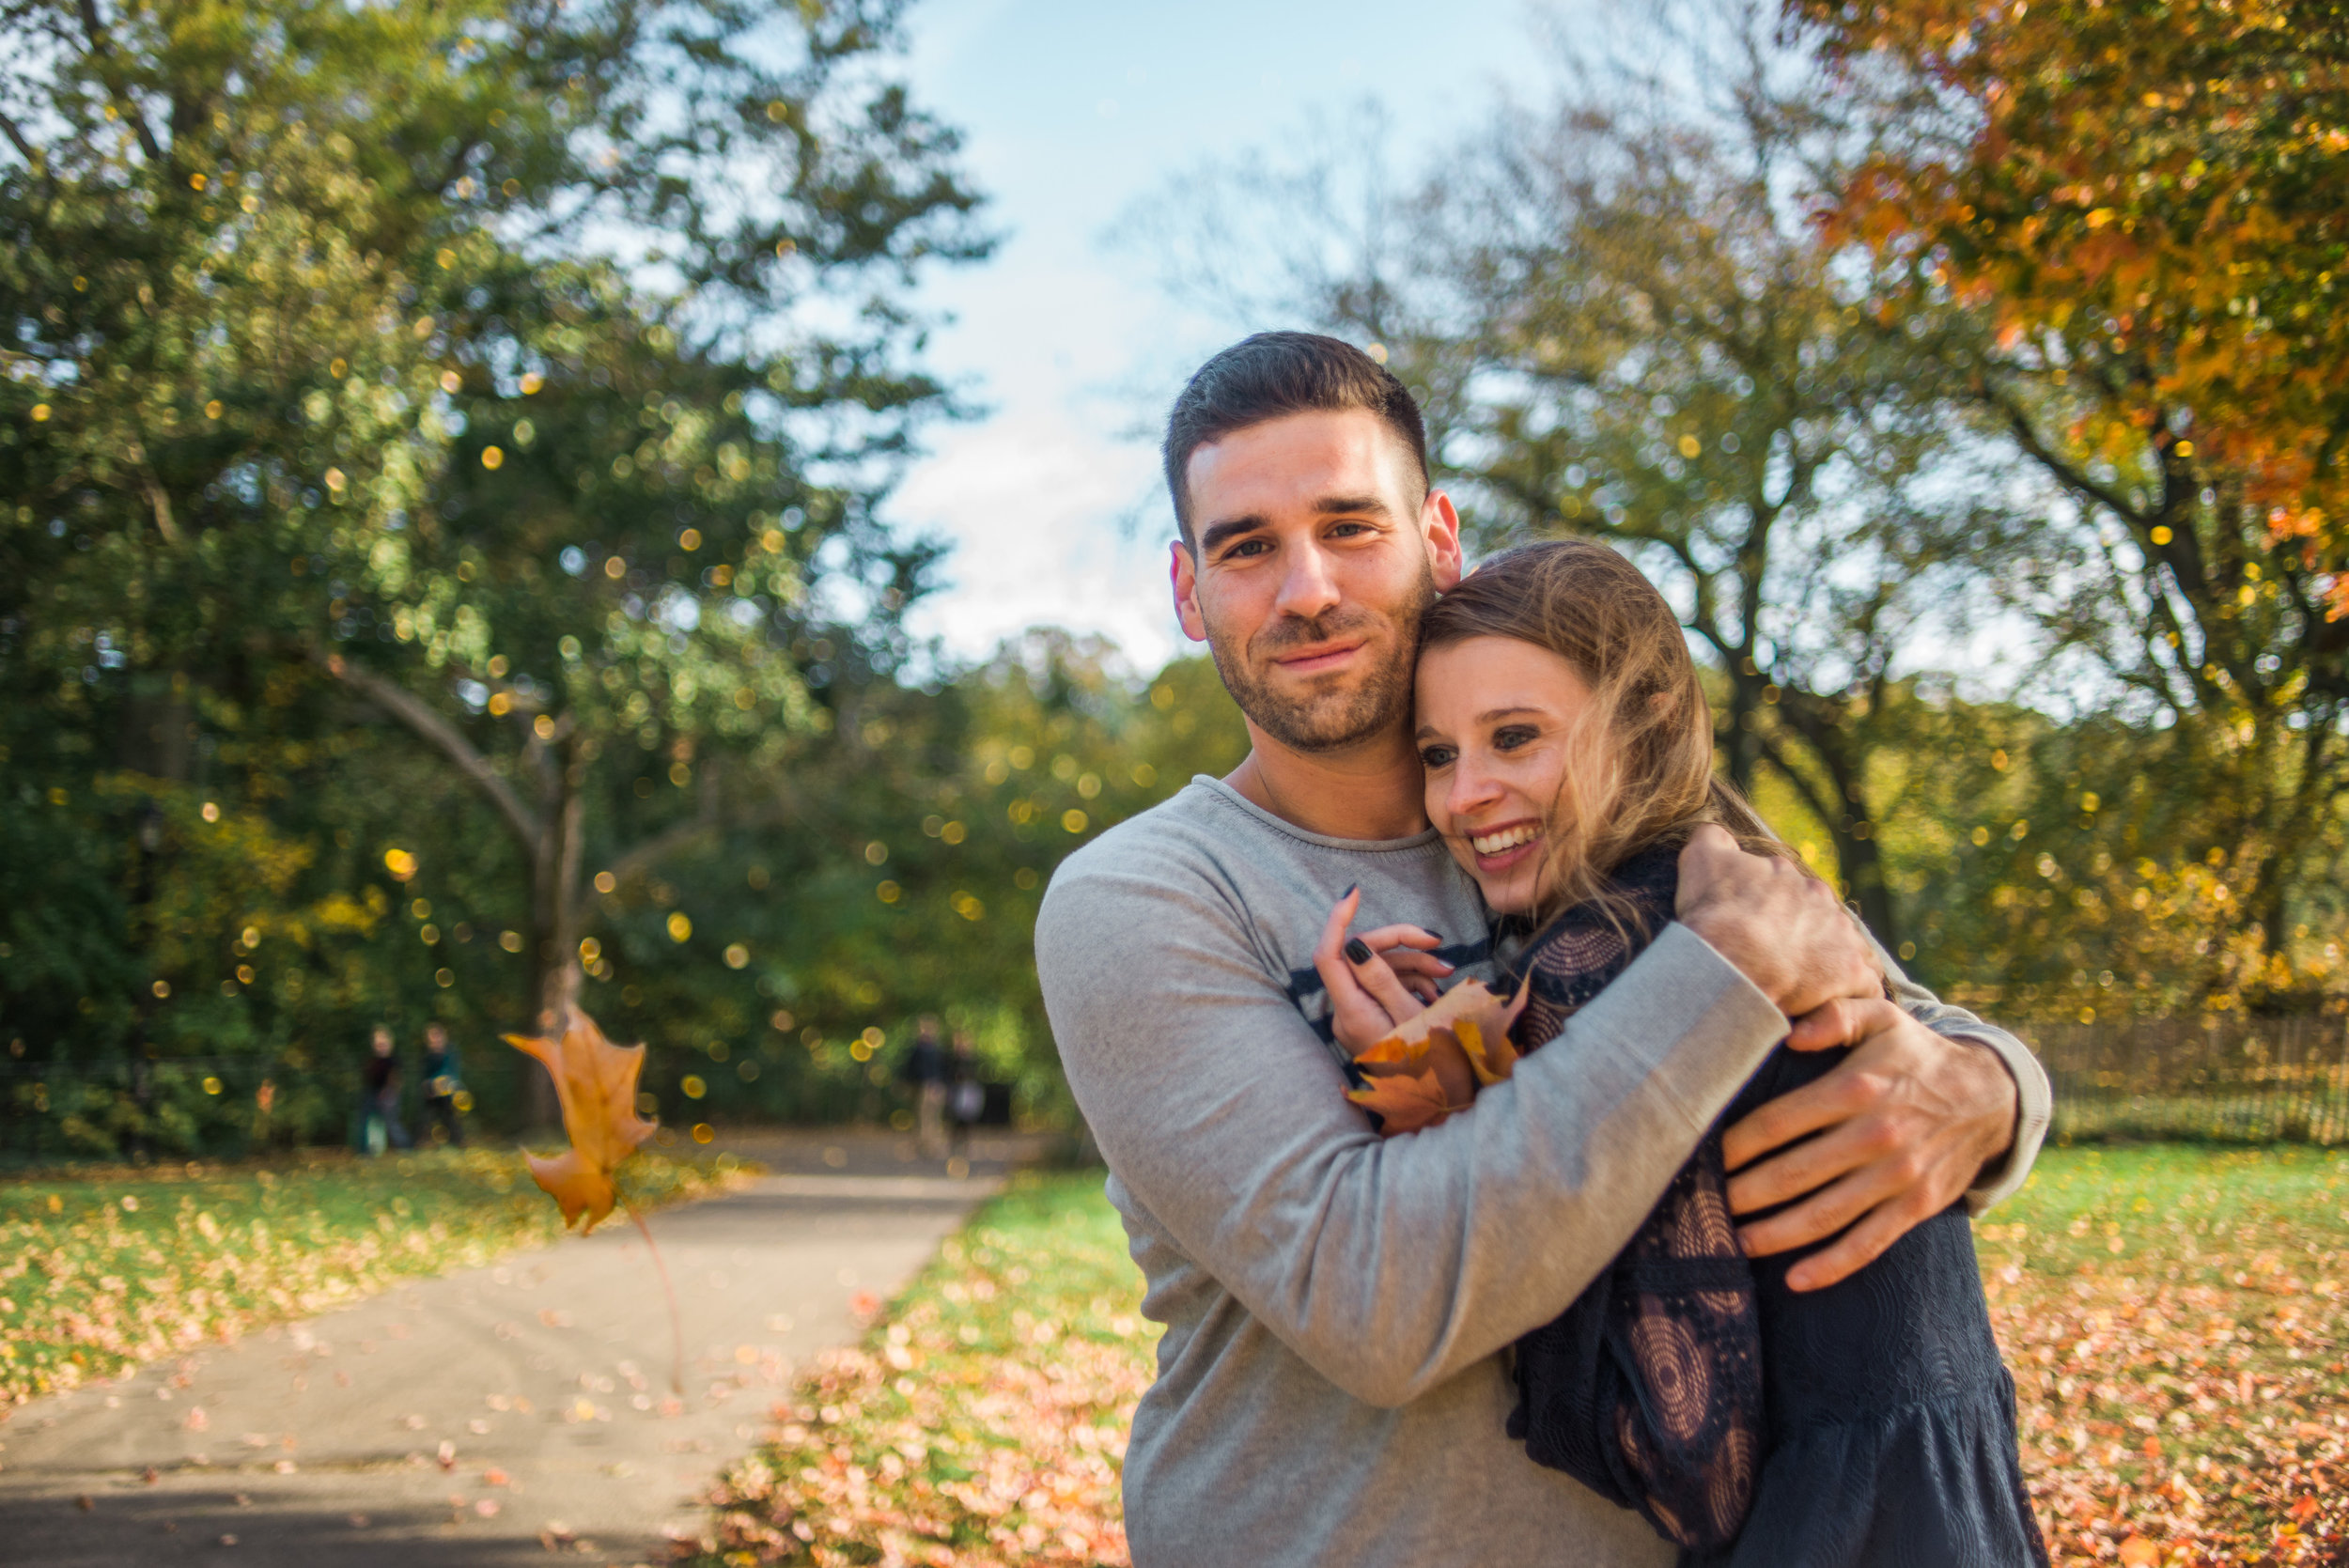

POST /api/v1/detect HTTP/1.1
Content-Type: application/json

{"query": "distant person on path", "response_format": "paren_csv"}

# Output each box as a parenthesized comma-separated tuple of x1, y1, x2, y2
(947, 1029, 984, 1160)
(421, 1021, 465, 1148)
(358, 1025, 411, 1156)
(899, 1017, 950, 1157)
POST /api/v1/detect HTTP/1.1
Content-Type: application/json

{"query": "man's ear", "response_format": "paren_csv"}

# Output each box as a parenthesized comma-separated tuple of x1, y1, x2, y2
(1423, 489, 1465, 591)
(1170, 539, 1209, 643)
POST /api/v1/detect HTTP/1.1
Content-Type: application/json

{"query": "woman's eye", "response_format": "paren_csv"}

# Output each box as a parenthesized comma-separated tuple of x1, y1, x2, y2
(1418, 744, 1455, 769)
(1492, 725, 1540, 752)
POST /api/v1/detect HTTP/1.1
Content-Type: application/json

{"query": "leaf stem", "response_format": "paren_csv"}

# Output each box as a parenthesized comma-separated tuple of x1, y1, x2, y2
(623, 1192, 685, 1394)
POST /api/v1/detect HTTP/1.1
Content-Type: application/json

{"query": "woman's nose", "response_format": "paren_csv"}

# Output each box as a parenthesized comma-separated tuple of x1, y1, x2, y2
(1445, 753, 1503, 820)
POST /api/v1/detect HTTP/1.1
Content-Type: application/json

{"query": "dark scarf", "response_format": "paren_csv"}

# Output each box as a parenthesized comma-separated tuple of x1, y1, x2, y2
(1499, 844, 1766, 1552)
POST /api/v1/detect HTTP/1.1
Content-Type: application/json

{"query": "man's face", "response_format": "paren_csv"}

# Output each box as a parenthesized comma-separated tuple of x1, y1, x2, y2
(1171, 409, 1462, 754)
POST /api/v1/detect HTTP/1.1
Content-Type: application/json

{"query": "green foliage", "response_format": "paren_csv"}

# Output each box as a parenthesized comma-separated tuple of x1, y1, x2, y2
(0, 0, 1005, 1152)
(595, 640, 1248, 1132)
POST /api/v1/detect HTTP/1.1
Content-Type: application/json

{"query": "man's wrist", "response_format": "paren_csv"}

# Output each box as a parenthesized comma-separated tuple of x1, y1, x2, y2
(1952, 1034, 2020, 1178)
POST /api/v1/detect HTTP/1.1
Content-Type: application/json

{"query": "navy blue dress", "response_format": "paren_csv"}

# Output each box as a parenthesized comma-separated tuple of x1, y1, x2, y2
(1499, 846, 2047, 1567)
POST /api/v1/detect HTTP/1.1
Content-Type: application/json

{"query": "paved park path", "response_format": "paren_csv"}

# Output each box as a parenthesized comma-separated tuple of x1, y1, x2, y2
(0, 1130, 1038, 1567)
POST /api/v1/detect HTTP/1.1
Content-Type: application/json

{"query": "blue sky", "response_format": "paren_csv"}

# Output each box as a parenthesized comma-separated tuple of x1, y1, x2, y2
(885, 0, 1552, 673)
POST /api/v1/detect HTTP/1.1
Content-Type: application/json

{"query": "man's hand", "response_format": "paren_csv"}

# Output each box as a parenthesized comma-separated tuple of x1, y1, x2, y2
(1675, 826, 1880, 1017)
(1721, 998, 2018, 1291)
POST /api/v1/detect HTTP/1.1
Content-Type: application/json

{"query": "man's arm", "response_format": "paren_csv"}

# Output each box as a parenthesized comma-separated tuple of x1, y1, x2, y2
(1709, 935, 2052, 1290)
(1036, 857, 1789, 1409)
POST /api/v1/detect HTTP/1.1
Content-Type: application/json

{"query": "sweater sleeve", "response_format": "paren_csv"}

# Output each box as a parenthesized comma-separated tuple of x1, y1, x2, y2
(1035, 856, 1787, 1408)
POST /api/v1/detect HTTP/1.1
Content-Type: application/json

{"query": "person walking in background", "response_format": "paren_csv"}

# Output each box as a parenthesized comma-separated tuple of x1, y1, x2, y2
(358, 1025, 411, 1157)
(900, 1017, 950, 1158)
(947, 1029, 984, 1163)
(421, 1021, 465, 1148)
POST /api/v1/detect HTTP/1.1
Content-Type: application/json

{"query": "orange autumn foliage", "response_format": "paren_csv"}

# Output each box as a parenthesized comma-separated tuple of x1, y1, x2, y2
(506, 1003, 658, 1233)
(1792, 0, 2349, 599)
(1346, 979, 1527, 1134)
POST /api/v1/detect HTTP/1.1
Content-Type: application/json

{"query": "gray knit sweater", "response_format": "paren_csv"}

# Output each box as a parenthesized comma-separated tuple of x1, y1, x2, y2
(1034, 777, 2050, 1568)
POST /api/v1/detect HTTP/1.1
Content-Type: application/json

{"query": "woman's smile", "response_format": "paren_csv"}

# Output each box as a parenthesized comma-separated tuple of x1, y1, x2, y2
(1466, 818, 1545, 875)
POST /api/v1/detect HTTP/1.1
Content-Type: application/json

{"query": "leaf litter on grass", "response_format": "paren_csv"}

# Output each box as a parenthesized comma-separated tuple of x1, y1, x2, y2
(0, 1144, 740, 1408)
(681, 1148, 2349, 1568)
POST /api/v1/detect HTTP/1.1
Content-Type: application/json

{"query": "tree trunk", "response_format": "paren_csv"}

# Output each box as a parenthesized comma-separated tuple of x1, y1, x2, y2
(1719, 668, 1764, 798)
(521, 737, 586, 1129)
(1764, 695, 1905, 956)
(1829, 820, 1901, 956)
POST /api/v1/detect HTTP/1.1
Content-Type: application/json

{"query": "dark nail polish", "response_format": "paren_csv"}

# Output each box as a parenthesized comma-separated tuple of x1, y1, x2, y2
(1342, 883, 1358, 900)
(1344, 938, 1373, 965)
(1423, 930, 1441, 942)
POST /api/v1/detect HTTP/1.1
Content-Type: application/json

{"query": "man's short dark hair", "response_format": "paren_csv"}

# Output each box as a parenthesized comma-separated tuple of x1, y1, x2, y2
(1162, 332, 1429, 547)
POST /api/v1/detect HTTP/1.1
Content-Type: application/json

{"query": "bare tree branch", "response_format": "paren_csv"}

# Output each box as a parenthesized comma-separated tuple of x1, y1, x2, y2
(323, 654, 543, 850)
(0, 107, 37, 166)
(74, 0, 164, 165)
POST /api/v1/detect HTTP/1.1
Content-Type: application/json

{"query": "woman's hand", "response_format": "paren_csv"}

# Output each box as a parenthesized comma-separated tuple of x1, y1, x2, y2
(1313, 887, 1452, 1056)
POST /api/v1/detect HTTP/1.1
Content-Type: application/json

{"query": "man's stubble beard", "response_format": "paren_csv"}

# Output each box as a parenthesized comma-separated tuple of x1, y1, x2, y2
(1204, 556, 1439, 755)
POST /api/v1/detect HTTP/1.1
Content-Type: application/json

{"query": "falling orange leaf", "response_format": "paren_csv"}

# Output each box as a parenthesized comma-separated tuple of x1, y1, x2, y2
(2117, 1535, 2159, 1566)
(506, 1002, 657, 1233)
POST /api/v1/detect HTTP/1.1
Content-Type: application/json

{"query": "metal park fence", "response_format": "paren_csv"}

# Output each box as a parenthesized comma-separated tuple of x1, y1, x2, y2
(2030, 1011, 2349, 1145)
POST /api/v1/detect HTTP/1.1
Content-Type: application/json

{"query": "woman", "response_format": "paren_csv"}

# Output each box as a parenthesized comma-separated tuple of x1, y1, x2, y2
(1320, 540, 2045, 1566)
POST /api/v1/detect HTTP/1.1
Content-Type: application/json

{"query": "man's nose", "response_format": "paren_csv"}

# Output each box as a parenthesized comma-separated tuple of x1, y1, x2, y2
(1271, 542, 1342, 623)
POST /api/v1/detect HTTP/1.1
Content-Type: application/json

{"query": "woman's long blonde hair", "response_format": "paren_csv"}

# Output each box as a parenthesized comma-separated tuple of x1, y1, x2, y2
(1420, 538, 1791, 932)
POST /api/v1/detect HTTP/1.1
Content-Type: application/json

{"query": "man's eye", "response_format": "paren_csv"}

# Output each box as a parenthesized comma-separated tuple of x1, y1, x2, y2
(1221, 538, 1270, 560)
(1492, 725, 1540, 752)
(1418, 745, 1456, 768)
(1327, 520, 1373, 538)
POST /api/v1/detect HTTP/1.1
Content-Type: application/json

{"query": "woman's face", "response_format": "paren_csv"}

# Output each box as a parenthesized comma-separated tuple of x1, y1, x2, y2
(1415, 635, 1595, 915)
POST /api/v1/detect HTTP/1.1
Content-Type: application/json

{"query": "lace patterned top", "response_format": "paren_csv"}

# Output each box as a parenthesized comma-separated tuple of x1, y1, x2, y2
(1498, 845, 2048, 1566)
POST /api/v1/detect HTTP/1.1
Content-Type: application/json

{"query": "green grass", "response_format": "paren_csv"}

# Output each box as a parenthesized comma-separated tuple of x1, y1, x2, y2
(0, 1144, 745, 1406)
(688, 1149, 2349, 1568)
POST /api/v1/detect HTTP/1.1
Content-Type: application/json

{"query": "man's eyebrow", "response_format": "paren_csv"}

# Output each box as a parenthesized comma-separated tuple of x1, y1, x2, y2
(1197, 514, 1268, 554)
(1315, 493, 1394, 518)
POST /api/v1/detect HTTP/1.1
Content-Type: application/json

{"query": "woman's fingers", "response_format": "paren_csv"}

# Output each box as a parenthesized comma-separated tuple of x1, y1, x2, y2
(1382, 948, 1451, 1003)
(1351, 923, 1444, 953)
(1315, 889, 1399, 1052)
(1342, 932, 1425, 1022)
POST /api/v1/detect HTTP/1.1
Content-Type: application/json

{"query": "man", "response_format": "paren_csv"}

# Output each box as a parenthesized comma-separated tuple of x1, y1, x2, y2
(421, 1021, 465, 1147)
(358, 1024, 411, 1157)
(899, 1016, 950, 1158)
(1034, 334, 2051, 1567)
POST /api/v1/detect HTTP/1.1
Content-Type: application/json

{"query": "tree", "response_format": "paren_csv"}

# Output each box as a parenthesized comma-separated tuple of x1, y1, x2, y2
(1793, 0, 2349, 566)
(1, 0, 988, 1136)
(1794, 0, 2349, 956)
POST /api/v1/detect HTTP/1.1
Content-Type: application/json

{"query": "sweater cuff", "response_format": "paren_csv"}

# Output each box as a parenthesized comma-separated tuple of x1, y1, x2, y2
(1941, 1026, 2053, 1214)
